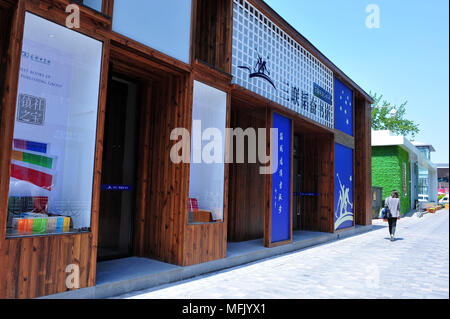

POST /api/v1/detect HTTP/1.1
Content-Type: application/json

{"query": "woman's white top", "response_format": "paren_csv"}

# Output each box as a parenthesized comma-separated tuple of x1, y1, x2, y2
(385, 196, 401, 218)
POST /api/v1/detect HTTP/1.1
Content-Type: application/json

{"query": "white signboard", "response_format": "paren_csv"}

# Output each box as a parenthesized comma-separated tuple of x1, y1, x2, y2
(232, 0, 334, 128)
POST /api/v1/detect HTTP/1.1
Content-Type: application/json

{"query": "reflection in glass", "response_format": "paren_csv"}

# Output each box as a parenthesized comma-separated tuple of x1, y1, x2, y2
(6, 13, 103, 237)
(188, 81, 227, 224)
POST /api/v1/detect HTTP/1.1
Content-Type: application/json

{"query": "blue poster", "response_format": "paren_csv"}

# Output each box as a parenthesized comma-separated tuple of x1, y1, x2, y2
(334, 77, 353, 136)
(271, 113, 291, 243)
(334, 143, 354, 231)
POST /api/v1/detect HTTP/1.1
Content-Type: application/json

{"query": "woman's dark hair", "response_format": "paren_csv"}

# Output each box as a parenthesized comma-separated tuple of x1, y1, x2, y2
(391, 190, 399, 198)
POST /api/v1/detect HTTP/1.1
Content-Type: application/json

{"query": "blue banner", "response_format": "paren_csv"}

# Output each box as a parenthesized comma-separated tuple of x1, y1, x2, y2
(334, 143, 354, 230)
(334, 77, 353, 136)
(271, 113, 291, 243)
(313, 83, 333, 105)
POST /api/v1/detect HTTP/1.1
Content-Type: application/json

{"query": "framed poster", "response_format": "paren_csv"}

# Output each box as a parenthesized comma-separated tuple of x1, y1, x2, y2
(334, 143, 354, 231)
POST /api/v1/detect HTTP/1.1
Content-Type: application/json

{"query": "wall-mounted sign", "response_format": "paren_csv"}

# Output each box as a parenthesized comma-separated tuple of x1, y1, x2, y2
(334, 143, 354, 231)
(313, 83, 333, 105)
(101, 184, 134, 191)
(271, 113, 291, 243)
(334, 77, 353, 136)
(232, 0, 334, 128)
(294, 192, 319, 197)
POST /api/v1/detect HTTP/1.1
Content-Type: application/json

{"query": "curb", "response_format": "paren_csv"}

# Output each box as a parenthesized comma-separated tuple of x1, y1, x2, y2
(41, 224, 374, 299)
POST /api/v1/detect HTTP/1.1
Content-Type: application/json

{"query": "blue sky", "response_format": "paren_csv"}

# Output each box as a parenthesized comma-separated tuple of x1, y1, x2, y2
(265, 0, 449, 163)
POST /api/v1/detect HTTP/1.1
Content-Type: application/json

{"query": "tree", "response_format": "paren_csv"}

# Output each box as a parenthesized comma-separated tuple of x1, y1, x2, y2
(370, 92, 420, 139)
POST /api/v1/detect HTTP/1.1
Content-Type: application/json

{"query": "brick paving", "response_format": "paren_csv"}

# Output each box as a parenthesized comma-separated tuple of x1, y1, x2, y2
(116, 209, 449, 299)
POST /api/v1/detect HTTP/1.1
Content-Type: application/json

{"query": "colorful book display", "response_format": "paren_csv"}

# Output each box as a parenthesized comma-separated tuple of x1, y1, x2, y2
(10, 139, 55, 190)
(8, 196, 48, 213)
(10, 164, 53, 190)
(13, 138, 48, 154)
(12, 215, 71, 235)
(7, 139, 66, 236)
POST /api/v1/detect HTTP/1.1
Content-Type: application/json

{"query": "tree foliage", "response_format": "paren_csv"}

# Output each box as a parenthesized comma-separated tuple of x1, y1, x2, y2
(370, 92, 420, 139)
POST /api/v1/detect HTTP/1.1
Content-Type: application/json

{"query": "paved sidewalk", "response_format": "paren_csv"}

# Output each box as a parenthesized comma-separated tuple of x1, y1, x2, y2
(116, 209, 449, 299)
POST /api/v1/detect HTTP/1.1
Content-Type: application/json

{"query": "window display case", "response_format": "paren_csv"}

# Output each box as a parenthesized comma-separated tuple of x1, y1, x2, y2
(188, 81, 227, 224)
(6, 12, 103, 237)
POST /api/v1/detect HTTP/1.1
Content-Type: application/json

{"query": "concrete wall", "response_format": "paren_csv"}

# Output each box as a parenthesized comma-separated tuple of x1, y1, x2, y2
(372, 146, 411, 214)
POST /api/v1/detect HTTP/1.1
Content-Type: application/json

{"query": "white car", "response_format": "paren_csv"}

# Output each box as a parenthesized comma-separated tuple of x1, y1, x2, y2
(418, 194, 429, 202)
(439, 195, 449, 204)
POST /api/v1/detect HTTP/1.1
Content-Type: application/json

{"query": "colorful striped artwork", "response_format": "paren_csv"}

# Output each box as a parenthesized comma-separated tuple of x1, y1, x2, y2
(11, 149, 53, 169)
(13, 139, 48, 154)
(17, 218, 34, 233)
(32, 218, 48, 234)
(14, 216, 70, 234)
(10, 163, 53, 190)
(55, 217, 64, 232)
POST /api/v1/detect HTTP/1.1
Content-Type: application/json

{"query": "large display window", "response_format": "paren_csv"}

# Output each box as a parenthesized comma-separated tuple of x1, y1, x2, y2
(188, 81, 227, 224)
(82, 0, 103, 13)
(112, 0, 192, 64)
(6, 12, 103, 238)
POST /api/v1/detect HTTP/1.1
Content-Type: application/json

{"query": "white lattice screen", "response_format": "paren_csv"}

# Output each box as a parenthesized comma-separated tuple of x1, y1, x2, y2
(231, 0, 334, 128)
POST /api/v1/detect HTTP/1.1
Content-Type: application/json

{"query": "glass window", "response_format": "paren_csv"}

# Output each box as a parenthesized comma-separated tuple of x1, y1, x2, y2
(188, 81, 227, 224)
(6, 12, 103, 238)
(112, 0, 191, 64)
(83, 0, 103, 13)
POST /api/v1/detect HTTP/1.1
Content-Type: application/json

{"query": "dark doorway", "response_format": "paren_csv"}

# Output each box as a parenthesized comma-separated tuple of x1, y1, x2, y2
(97, 75, 140, 261)
(293, 135, 302, 231)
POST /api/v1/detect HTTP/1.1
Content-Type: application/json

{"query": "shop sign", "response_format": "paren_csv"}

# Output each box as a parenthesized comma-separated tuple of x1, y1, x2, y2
(271, 113, 291, 243)
(232, 0, 334, 128)
(101, 184, 134, 191)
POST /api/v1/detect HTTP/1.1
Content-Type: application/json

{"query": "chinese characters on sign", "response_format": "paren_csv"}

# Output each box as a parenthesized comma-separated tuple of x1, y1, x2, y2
(271, 113, 291, 243)
(289, 84, 332, 122)
(232, 0, 334, 128)
(16, 94, 46, 125)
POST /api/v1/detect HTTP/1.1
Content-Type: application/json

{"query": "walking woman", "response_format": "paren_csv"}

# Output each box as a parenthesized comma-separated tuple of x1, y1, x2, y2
(385, 190, 401, 241)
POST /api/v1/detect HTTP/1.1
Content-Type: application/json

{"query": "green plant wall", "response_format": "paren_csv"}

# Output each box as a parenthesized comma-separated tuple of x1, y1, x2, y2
(372, 146, 411, 215)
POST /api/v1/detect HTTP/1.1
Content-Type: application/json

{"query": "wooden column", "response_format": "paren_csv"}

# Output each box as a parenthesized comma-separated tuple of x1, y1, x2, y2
(263, 107, 273, 247)
(354, 97, 372, 226)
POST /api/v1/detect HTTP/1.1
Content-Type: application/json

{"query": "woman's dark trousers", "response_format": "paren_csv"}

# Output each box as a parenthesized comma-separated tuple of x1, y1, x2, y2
(388, 217, 397, 236)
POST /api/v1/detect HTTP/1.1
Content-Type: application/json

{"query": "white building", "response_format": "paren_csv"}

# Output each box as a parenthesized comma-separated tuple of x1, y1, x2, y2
(372, 130, 438, 208)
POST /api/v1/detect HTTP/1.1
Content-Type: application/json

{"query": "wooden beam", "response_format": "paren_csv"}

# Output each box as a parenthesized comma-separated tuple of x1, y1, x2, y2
(334, 129, 355, 149)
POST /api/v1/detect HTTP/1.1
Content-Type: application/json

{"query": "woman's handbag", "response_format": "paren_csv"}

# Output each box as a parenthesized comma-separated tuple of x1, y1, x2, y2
(383, 203, 392, 219)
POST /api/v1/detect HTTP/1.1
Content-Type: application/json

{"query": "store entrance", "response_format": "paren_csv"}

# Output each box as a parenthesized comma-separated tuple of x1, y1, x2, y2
(97, 75, 140, 261)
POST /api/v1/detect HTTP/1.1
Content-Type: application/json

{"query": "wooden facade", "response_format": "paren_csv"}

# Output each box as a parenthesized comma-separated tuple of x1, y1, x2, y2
(0, 0, 373, 298)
